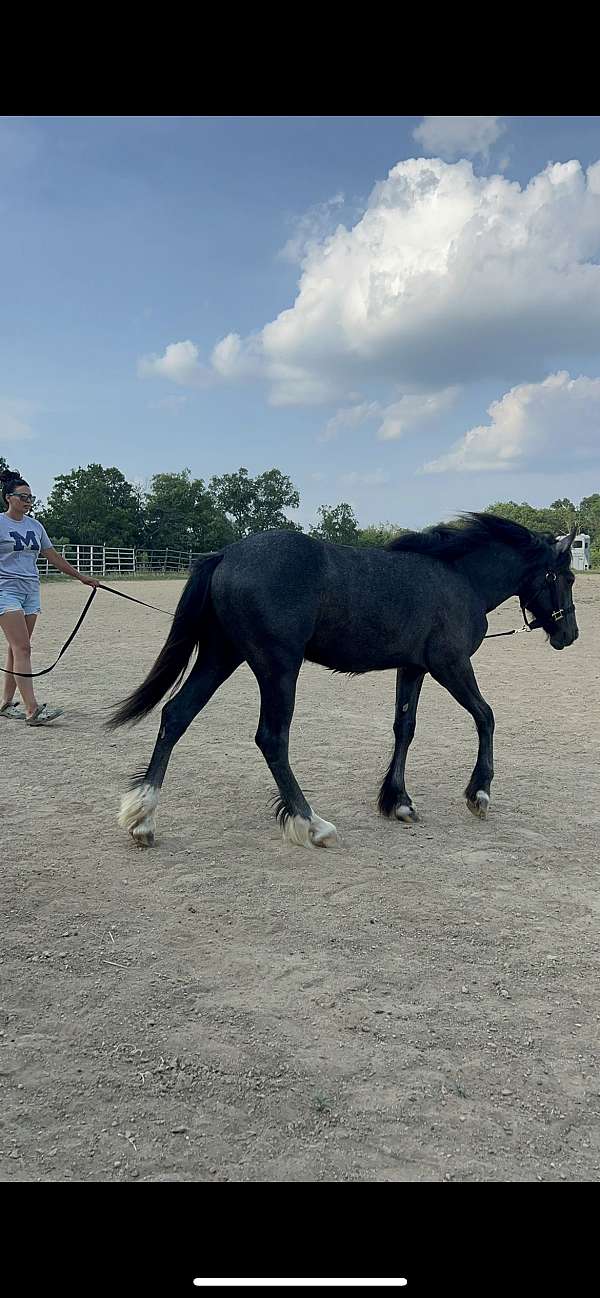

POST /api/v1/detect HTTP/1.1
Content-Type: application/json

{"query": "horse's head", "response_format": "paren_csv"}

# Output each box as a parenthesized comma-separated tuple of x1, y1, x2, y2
(521, 527, 579, 651)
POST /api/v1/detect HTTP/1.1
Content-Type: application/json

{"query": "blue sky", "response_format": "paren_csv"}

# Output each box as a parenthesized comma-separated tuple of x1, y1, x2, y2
(2, 115, 600, 529)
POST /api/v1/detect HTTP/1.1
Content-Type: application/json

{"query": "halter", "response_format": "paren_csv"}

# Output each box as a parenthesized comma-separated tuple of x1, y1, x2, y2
(519, 569, 567, 632)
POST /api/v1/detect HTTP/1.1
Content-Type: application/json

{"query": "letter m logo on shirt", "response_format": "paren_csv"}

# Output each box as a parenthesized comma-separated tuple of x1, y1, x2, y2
(9, 530, 40, 552)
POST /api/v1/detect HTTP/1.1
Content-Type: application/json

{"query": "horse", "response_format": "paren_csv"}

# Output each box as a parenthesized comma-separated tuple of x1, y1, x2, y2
(109, 513, 579, 848)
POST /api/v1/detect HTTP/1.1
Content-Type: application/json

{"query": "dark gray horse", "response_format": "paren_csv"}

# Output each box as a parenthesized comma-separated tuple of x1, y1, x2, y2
(110, 513, 578, 848)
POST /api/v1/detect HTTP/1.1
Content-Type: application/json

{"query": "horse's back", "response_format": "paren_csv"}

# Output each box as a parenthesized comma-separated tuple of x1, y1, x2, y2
(208, 531, 481, 672)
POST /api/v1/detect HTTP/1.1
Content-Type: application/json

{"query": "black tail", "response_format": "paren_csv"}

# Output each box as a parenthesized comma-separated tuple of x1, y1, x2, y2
(107, 553, 224, 728)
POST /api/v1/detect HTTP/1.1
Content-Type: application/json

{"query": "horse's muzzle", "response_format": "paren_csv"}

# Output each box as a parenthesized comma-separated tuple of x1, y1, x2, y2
(549, 621, 579, 650)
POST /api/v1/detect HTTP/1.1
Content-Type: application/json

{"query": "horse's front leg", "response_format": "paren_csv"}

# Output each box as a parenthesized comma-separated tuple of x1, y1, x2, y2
(378, 666, 425, 823)
(429, 657, 495, 819)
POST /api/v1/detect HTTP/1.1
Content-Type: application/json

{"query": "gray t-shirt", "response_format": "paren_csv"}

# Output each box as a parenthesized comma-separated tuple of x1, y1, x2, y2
(0, 514, 53, 594)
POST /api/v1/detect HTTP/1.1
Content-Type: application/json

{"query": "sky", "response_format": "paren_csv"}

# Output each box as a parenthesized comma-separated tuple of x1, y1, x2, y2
(2, 114, 600, 530)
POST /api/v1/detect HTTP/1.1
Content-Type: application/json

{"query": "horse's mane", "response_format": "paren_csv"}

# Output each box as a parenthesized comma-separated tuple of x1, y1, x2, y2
(386, 512, 556, 563)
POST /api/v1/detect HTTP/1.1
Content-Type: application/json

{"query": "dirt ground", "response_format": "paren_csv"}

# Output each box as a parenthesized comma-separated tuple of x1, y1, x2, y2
(1, 573, 599, 1182)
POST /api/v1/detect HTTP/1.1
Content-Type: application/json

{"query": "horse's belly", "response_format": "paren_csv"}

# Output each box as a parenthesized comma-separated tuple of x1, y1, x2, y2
(304, 637, 416, 673)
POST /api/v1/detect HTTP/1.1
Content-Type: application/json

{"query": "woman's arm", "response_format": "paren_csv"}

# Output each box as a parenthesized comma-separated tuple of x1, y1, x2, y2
(41, 547, 100, 587)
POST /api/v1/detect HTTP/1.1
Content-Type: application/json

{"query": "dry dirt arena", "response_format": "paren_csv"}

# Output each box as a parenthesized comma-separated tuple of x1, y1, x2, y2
(2, 575, 599, 1183)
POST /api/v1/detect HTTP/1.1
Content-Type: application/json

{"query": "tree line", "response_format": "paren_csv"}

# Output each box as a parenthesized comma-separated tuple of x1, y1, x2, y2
(1, 456, 599, 563)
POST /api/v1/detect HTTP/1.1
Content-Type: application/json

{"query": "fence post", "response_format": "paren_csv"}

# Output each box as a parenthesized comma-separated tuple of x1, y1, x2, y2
(163, 548, 168, 573)
(102, 544, 106, 576)
(76, 544, 80, 573)
(118, 548, 122, 574)
(133, 547, 136, 575)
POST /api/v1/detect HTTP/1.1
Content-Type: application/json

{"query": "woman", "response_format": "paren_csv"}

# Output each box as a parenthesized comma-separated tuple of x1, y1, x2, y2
(0, 468, 99, 726)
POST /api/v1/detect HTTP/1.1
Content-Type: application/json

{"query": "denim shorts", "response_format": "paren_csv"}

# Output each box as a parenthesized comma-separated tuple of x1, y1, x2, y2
(0, 588, 41, 616)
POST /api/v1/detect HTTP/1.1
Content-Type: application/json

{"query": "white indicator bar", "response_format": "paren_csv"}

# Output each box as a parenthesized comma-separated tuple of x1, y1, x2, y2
(193, 1282, 408, 1289)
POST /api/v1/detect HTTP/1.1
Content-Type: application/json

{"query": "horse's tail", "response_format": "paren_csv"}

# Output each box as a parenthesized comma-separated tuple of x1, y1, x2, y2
(107, 552, 224, 728)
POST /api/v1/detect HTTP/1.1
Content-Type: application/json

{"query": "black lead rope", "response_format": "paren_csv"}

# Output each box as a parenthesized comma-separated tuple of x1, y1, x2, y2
(3, 576, 547, 680)
(484, 627, 525, 638)
(95, 581, 175, 618)
(2, 582, 174, 679)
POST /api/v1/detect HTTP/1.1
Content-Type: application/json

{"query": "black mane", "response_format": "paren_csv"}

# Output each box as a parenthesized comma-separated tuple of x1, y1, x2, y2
(386, 512, 556, 564)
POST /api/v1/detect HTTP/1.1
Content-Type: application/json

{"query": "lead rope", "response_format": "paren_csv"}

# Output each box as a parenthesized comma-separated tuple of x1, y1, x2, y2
(1, 582, 174, 679)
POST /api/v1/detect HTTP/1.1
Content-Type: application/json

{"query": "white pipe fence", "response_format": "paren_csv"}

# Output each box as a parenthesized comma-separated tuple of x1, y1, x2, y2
(37, 544, 209, 577)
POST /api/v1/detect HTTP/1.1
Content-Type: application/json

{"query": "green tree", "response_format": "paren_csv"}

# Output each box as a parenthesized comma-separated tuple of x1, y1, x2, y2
(579, 493, 600, 541)
(357, 523, 407, 547)
(485, 495, 600, 567)
(142, 469, 234, 552)
(310, 503, 360, 545)
(485, 499, 578, 535)
(548, 498, 578, 534)
(37, 464, 143, 544)
(208, 467, 301, 538)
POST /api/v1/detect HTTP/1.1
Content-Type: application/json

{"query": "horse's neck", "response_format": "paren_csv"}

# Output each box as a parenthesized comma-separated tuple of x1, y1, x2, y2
(455, 544, 527, 613)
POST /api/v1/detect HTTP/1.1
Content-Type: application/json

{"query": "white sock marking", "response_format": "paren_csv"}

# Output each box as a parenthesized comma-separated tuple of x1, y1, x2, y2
(118, 783, 159, 845)
(282, 808, 338, 848)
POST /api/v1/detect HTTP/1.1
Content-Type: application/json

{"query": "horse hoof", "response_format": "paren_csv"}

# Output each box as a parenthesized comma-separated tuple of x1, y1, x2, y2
(131, 827, 155, 848)
(309, 816, 338, 848)
(395, 803, 419, 824)
(282, 811, 338, 848)
(467, 791, 490, 819)
(119, 785, 158, 846)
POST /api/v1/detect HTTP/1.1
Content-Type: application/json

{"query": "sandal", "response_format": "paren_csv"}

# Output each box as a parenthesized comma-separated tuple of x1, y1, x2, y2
(0, 701, 26, 720)
(26, 705, 63, 727)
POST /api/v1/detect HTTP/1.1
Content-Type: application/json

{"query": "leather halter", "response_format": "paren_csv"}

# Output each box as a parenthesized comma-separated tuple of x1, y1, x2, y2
(519, 569, 567, 632)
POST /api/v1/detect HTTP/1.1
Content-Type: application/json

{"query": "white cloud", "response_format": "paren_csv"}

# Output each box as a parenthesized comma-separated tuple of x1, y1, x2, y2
(413, 116, 506, 161)
(376, 387, 460, 440)
(339, 469, 390, 488)
(207, 157, 600, 405)
(423, 371, 600, 473)
(0, 398, 35, 442)
(322, 401, 380, 440)
(321, 389, 459, 443)
(279, 193, 345, 264)
(210, 332, 262, 382)
(138, 340, 213, 388)
(138, 154, 600, 442)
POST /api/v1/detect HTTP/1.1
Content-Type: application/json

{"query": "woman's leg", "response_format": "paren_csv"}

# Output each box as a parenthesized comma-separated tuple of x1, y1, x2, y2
(0, 611, 38, 716)
(1, 613, 37, 707)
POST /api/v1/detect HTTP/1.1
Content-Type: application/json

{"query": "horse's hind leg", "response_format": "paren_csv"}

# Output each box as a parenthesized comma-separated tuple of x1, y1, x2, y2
(118, 643, 241, 846)
(429, 657, 495, 819)
(251, 653, 337, 848)
(378, 667, 425, 823)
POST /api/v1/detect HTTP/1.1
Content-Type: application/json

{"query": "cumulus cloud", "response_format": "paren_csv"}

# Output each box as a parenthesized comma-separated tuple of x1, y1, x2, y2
(279, 193, 345, 264)
(423, 371, 600, 473)
(322, 389, 459, 442)
(322, 401, 380, 441)
(137, 155, 600, 440)
(138, 340, 213, 388)
(413, 116, 506, 161)
(376, 387, 460, 440)
(207, 157, 600, 404)
(0, 398, 35, 442)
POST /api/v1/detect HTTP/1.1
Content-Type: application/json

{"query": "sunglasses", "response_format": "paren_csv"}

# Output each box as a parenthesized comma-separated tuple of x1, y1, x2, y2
(11, 492, 34, 502)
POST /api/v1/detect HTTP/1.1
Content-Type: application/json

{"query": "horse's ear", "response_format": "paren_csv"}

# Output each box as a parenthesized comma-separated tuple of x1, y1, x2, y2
(554, 526, 577, 557)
